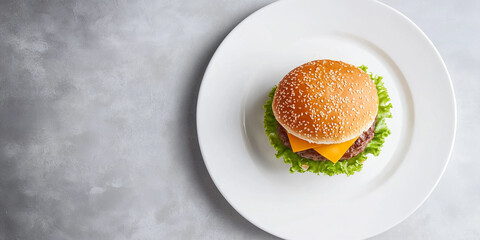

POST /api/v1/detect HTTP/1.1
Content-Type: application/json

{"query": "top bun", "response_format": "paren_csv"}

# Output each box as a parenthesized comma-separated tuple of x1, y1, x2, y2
(272, 60, 378, 144)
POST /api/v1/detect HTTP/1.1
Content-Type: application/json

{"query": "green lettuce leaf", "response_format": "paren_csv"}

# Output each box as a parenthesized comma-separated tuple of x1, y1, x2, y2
(263, 65, 393, 176)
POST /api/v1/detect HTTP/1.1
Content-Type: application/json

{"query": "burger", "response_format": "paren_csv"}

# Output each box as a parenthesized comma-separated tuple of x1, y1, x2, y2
(263, 60, 392, 176)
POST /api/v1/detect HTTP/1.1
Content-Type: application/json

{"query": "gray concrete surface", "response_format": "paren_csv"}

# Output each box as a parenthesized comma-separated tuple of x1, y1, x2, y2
(0, 0, 478, 239)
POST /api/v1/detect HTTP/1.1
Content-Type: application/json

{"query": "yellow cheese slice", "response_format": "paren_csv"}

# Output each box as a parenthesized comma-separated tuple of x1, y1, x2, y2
(312, 138, 358, 163)
(286, 132, 320, 152)
(287, 132, 358, 163)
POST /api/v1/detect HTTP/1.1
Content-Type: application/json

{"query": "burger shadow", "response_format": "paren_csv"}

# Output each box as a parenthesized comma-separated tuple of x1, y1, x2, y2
(181, 14, 279, 240)
(242, 87, 287, 172)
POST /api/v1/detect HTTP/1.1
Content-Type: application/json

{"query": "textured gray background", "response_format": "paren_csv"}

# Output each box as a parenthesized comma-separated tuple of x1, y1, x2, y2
(0, 0, 478, 239)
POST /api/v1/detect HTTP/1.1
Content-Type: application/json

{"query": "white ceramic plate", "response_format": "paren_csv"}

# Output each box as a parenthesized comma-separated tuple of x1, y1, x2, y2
(196, 0, 456, 239)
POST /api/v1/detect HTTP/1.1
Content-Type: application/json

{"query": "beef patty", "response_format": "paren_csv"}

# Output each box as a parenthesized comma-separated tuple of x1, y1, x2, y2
(277, 118, 377, 161)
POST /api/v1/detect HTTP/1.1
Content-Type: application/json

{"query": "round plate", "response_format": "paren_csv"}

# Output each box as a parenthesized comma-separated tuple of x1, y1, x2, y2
(196, 0, 456, 239)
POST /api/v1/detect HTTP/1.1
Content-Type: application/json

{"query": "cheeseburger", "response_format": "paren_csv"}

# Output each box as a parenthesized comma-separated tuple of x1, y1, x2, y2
(263, 59, 392, 176)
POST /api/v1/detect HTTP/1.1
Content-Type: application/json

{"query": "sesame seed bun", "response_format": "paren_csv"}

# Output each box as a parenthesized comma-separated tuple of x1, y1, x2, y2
(272, 60, 378, 144)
